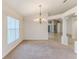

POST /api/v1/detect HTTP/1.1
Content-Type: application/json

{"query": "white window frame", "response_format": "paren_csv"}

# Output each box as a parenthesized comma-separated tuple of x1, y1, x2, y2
(7, 16, 20, 44)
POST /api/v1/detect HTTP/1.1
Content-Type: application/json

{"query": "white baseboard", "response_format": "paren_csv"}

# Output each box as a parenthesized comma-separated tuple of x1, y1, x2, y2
(3, 39, 48, 58)
(3, 39, 23, 58)
(24, 39, 48, 40)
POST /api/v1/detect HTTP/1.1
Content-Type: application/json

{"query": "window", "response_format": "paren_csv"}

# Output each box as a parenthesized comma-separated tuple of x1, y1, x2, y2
(7, 16, 20, 44)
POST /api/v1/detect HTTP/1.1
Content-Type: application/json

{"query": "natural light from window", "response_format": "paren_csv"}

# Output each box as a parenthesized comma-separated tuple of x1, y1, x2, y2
(7, 16, 20, 44)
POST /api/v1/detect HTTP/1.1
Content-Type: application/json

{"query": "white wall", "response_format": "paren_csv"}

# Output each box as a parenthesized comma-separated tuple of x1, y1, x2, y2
(72, 17, 77, 39)
(24, 14, 48, 40)
(67, 16, 77, 39)
(2, 2, 24, 58)
(67, 18, 72, 35)
(57, 23, 61, 33)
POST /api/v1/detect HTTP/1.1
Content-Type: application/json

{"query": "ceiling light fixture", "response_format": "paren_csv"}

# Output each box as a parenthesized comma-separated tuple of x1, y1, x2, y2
(63, 0, 67, 3)
(34, 4, 47, 24)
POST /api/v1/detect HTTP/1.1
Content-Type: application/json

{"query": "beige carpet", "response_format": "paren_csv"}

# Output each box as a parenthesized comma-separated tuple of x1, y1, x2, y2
(4, 40, 76, 59)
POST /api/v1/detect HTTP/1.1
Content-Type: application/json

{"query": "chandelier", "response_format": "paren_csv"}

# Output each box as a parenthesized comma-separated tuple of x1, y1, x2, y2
(34, 5, 47, 24)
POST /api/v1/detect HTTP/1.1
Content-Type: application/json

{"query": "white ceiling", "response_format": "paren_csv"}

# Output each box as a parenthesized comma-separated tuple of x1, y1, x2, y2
(4, 0, 76, 16)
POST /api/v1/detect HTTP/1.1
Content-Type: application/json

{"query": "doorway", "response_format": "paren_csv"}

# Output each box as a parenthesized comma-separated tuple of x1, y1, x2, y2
(48, 20, 62, 43)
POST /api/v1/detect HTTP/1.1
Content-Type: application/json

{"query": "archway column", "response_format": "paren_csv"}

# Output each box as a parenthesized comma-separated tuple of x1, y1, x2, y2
(61, 17, 68, 45)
